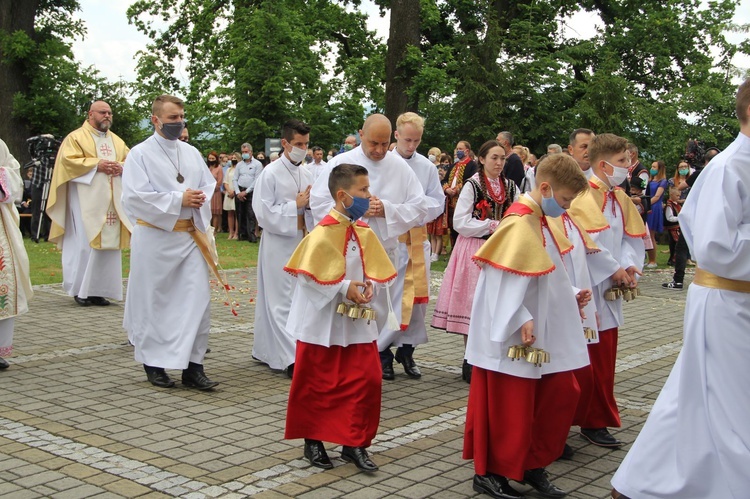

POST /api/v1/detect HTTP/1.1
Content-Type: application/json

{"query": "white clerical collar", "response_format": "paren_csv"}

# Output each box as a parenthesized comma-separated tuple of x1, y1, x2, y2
(281, 154, 302, 167)
(153, 132, 178, 149)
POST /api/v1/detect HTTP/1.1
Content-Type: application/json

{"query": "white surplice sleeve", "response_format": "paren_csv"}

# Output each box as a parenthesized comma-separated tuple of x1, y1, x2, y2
(620, 232, 645, 272)
(375, 169, 428, 241)
(471, 266, 533, 344)
(122, 149, 183, 231)
(252, 167, 300, 238)
(0, 140, 23, 204)
(309, 163, 336, 225)
(295, 275, 349, 311)
(453, 182, 495, 238)
(422, 166, 445, 225)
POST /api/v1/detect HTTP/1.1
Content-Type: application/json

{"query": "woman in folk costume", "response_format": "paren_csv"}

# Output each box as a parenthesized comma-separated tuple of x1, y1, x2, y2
(443, 140, 478, 247)
(0, 139, 34, 369)
(431, 140, 518, 383)
(284, 164, 397, 473)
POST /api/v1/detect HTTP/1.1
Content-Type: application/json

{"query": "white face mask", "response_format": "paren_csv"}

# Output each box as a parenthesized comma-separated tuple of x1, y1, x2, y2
(428, 154, 436, 163)
(327, 155, 333, 161)
(604, 161, 628, 186)
(288, 145, 306, 164)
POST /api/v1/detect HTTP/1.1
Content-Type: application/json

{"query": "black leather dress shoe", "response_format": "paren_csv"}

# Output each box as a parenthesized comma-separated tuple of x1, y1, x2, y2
(286, 363, 294, 379)
(558, 443, 575, 460)
(303, 440, 333, 469)
(340, 446, 378, 472)
(182, 364, 219, 390)
(462, 359, 472, 384)
(522, 468, 567, 498)
(394, 350, 421, 378)
(146, 369, 175, 388)
(382, 361, 395, 380)
(580, 427, 622, 448)
(472, 474, 524, 498)
(88, 296, 110, 306)
(74, 296, 90, 306)
(0, 357, 9, 369)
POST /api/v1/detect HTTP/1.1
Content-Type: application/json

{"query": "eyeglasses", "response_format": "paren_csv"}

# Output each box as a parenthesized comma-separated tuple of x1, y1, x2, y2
(94, 111, 114, 116)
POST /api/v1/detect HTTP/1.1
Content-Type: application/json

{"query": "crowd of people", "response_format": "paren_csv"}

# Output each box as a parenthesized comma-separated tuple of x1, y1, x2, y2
(0, 77, 748, 499)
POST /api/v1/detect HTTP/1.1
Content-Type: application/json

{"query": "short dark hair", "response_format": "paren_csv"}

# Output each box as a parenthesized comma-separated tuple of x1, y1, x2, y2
(704, 147, 721, 164)
(312, 146, 323, 153)
(281, 119, 311, 142)
(569, 128, 594, 147)
(328, 163, 368, 198)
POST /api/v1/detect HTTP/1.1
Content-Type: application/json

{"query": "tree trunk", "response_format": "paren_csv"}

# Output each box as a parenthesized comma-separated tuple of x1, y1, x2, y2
(384, 0, 420, 128)
(0, 0, 39, 162)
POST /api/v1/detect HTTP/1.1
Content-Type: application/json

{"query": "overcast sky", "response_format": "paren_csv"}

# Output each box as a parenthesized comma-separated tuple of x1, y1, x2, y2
(71, 0, 749, 85)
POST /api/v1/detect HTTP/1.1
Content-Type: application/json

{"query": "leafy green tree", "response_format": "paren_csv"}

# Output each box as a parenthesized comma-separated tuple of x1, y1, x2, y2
(0, 0, 145, 160)
(127, 0, 384, 154)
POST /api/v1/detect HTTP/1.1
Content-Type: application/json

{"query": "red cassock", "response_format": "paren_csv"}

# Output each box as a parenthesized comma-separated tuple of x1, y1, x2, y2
(463, 367, 580, 481)
(573, 327, 620, 428)
(285, 340, 382, 447)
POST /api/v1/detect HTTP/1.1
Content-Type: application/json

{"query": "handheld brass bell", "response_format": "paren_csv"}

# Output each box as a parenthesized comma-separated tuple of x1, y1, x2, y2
(360, 308, 376, 324)
(584, 327, 597, 342)
(347, 305, 362, 320)
(336, 303, 348, 315)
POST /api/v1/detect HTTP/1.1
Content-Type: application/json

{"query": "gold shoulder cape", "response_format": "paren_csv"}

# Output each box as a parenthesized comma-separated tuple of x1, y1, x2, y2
(546, 213, 600, 254)
(567, 177, 610, 233)
(284, 210, 397, 285)
(46, 121, 130, 247)
(567, 176, 646, 238)
(473, 196, 564, 276)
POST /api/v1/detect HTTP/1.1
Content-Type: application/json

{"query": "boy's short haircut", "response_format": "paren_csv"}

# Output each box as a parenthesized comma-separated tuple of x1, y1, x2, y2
(396, 112, 425, 132)
(588, 133, 629, 166)
(328, 163, 369, 198)
(535, 153, 589, 195)
(669, 185, 680, 195)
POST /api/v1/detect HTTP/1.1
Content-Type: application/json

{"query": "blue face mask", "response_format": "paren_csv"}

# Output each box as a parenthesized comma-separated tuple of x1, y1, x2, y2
(456, 150, 466, 160)
(541, 186, 565, 218)
(344, 192, 370, 220)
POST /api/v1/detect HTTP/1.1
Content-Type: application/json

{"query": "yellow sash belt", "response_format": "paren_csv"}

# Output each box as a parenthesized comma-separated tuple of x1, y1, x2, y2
(136, 219, 229, 293)
(694, 268, 750, 293)
(397, 226, 429, 330)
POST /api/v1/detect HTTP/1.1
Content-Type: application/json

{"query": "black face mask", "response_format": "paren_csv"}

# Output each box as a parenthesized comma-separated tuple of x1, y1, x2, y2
(231, 159, 239, 165)
(207, 160, 218, 166)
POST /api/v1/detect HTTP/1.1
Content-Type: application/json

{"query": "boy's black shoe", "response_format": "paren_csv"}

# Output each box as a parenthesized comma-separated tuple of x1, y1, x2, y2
(341, 446, 378, 472)
(521, 468, 567, 498)
(580, 428, 622, 448)
(472, 474, 524, 498)
(382, 361, 395, 380)
(662, 281, 683, 290)
(303, 440, 333, 469)
(0, 357, 9, 369)
(558, 443, 575, 460)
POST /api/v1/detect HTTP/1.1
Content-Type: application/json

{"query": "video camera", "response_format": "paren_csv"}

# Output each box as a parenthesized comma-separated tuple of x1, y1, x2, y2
(24, 134, 61, 170)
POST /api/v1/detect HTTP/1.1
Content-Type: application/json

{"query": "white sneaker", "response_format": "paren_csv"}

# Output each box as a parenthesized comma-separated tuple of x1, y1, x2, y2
(645, 263, 657, 269)
(430, 253, 439, 262)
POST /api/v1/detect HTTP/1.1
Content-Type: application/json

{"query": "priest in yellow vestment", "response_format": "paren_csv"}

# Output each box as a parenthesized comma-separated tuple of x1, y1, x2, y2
(46, 101, 132, 306)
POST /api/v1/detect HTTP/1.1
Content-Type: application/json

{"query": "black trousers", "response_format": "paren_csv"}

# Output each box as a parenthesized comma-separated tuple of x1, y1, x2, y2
(236, 190, 258, 241)
(673, 232, 689, 284)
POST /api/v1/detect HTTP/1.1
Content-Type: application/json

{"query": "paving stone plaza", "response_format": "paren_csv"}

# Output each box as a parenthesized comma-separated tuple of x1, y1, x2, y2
(0, 267, 691, 498)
